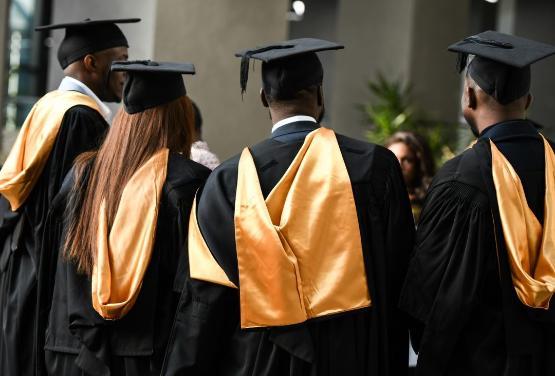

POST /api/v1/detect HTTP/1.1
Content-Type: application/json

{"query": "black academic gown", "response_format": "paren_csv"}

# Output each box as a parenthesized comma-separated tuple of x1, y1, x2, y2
(162, 121, 415, 376)
(43, 152, 210, 376)
(0, 104, 108, 376)
(399, 120, 555, 376)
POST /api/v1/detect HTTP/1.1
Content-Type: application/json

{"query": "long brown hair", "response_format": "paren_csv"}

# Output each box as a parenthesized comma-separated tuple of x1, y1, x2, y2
(385, 131, 435, 203)
(64, 95, 195, 275)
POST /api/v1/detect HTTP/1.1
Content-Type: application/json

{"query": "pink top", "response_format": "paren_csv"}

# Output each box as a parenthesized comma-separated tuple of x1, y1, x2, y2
(191, 141, 220, 170)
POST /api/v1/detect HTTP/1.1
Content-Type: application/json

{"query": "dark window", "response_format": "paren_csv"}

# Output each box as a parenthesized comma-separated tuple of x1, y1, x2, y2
(4, 0, 51, 130)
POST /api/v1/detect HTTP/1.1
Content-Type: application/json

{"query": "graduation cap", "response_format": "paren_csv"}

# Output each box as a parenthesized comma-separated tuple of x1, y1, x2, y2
(448, 30, 555, 104)
(35, 18, 140, 69)
(235, 38, 344, 98)
(111, 60, 195, 114)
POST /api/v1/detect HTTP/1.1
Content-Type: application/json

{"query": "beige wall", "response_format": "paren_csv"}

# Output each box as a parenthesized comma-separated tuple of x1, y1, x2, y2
(153, 0, 289, 160)
(288, 0, 339, 125)
(330, 0, 417, 139)
(513, 0, 555, 136)
(330, 0, 471, 140)
(43, 0, 472, 158)
(409, 0, 470, 123)
(497, 0, 516, 33)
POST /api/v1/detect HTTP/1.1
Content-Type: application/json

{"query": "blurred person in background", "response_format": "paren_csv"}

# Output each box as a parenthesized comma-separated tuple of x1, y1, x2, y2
(190, 101, 220, 170)
(0, 18, 138, 376)
(43, 60, 210, 375)
(386, 131, 435, 223)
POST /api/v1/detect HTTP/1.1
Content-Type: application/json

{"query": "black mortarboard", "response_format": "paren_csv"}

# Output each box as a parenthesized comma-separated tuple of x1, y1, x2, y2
(35, 18, 140, 69)
(111, 60, 195, 114)
(448, 30, 555, 104)
(235, 38, 344, 96)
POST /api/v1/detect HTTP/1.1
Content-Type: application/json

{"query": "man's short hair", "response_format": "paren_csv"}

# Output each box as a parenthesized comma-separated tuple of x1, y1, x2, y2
(262, 52, 323, 101)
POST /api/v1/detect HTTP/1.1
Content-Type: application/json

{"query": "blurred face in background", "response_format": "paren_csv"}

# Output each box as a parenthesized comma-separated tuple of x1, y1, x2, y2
(388, 141, 417, 187)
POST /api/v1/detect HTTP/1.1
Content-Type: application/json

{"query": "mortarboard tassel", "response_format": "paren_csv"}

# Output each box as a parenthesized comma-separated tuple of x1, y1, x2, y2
(456, 53, 468, 73)
(240, 54, 251, 99)
(239, 44, 295, 98)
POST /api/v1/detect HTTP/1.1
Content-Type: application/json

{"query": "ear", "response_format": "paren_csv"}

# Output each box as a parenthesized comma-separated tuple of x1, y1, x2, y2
(467, 85, 477, 110)
(82, 54, 97, 73)
(316, 86, 323, 106)
(525, 93, 533, 110)
(260, 88, 269, 108)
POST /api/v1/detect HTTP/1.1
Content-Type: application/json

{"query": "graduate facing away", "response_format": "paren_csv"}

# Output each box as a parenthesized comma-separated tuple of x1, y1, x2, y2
(43, 60, 210, 375)
(162, 38, 415, 376)
(400, 31, 555, 376)
(0, 18, 138, 376)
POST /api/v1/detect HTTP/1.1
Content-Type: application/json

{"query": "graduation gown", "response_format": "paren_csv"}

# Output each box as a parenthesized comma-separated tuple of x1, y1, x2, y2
(162, 121, 415, 376)
(43, 152, 210, 376)
(399, 120, 555, 376)
(0, 97, 109, 375)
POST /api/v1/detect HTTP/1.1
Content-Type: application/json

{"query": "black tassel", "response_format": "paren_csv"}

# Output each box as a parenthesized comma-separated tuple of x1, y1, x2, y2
(239, 44, 294, 98)
(456, 53, 468, 73)
(240, 55, 250, 99)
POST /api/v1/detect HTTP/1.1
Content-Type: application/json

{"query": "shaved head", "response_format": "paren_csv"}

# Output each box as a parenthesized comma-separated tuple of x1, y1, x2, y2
(461, 73, 532, 137)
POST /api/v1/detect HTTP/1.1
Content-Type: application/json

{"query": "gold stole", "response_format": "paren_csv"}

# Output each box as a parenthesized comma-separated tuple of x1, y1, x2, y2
(0, 90, 100, 211)
(92, 149, 169, 320)
(189, 197, 238, 288)
(491, 136, 555, 309)
(189, 127, 370, 328)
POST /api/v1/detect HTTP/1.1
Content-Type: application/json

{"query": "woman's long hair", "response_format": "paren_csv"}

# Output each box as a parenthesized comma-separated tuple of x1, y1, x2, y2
(64, 96, 195, 276)
(385, 131, 435, 203)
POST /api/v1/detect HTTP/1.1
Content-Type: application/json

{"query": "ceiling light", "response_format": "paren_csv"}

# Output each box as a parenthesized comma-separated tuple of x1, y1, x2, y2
(293, 1, 306, 16)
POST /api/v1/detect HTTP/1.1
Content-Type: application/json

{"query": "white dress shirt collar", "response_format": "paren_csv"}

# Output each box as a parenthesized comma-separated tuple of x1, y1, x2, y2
(271, 115, 317, 134)
(58, 76, 112, 121)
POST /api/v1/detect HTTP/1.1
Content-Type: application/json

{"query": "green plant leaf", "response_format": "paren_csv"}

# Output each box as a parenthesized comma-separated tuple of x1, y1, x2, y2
(359, 72, 458, 167)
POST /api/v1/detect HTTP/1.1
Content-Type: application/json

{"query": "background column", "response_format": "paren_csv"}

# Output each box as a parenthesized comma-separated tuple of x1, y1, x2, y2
(154, 0, 290, 160)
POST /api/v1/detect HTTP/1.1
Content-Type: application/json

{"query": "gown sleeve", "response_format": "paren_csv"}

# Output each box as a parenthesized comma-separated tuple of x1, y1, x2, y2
(378, 155, 415, 374)
(44, 105, 108, 205)
(355, 148, 415, 376)
(398, 179, 494, 373)
(162, 163, 240, 376)
(35, 106, 107, 375)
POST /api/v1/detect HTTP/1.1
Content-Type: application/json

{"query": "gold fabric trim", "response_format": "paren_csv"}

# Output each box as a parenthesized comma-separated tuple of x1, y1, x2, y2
(92, 149, 169, 320)
(234, 127, 370, 328)
(0, 90, 100, 211)
(188, 197, 238, 289)
(491, 136, 555, 309)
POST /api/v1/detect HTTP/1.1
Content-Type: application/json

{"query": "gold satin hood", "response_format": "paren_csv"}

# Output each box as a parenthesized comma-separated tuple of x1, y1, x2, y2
(189, 127, 371, 328)
(491, 136, 555, 309)
(92, 149, 169, 320)
(0, 90, 100, 211)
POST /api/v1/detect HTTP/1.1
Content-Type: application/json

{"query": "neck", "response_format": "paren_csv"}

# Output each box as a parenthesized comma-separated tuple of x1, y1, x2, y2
(269, 108, 317, 125)
(65, 70, 86, 85)
(65, 71, 101, 99)
(475, 110, 526, 135)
